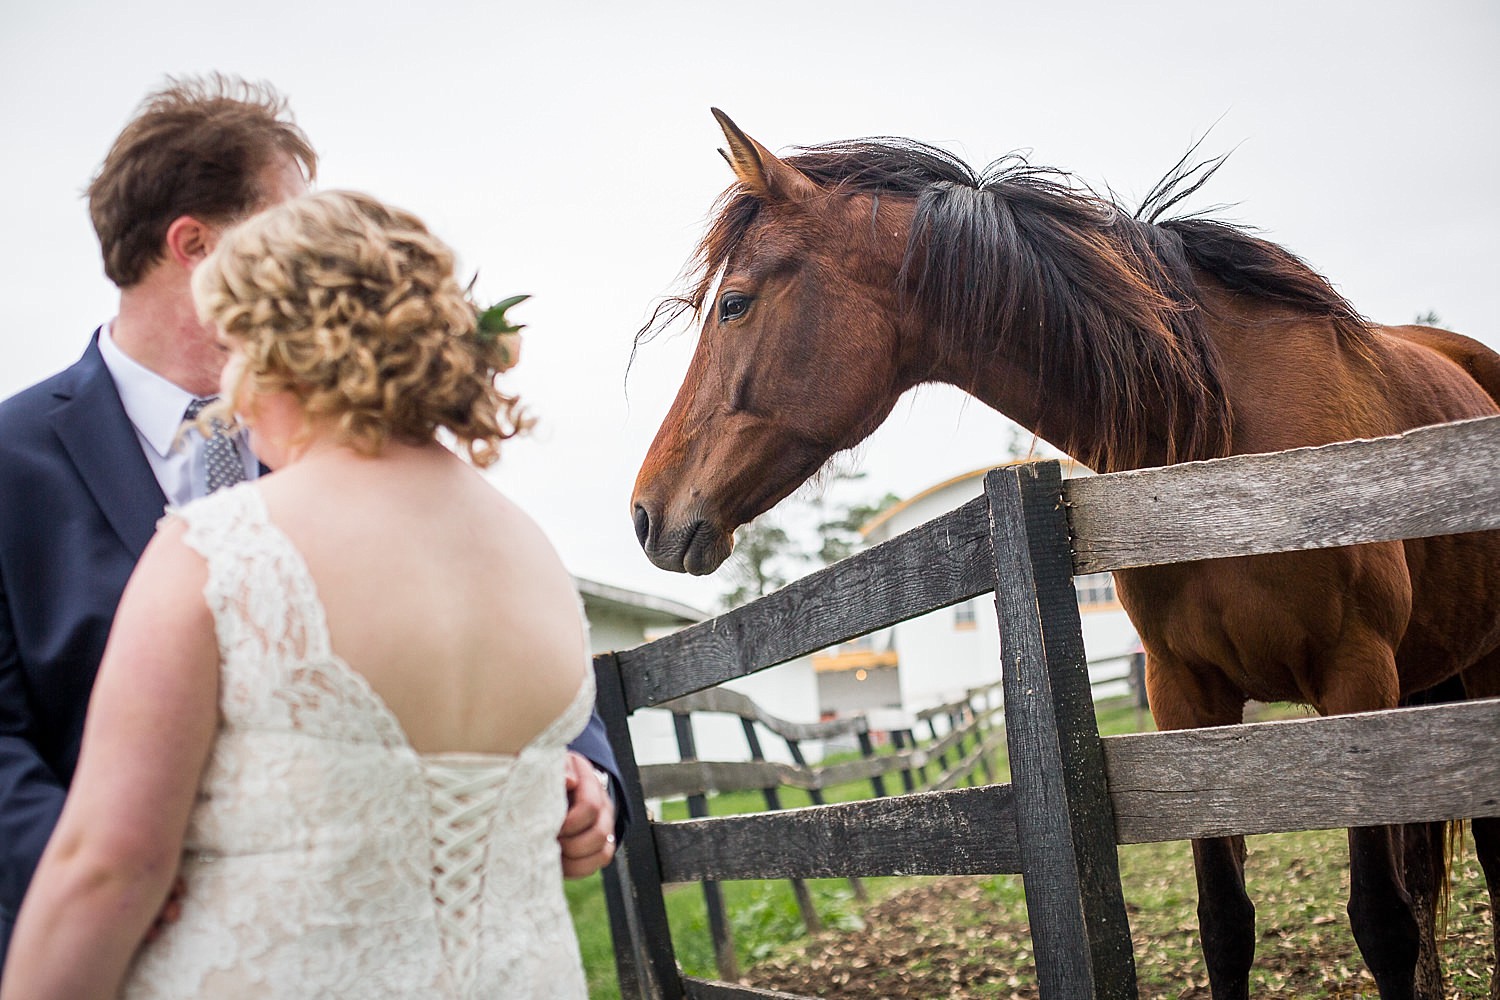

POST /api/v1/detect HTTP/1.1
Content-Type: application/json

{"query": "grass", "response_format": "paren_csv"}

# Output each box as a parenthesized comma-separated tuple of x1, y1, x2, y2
(567, 864, 900, 998)
(743, 829, 1493, 998)
(566, 733, 928, 998)
(568, 698, 1495, 998)
(1116, 829, 1492, 998)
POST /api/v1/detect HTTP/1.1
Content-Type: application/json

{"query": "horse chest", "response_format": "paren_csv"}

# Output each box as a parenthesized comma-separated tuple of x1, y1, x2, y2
(1114, 552, 1405, 712)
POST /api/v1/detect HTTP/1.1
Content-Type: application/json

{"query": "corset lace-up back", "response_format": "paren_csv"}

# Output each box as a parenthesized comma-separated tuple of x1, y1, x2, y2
(119, 484, 591, 999)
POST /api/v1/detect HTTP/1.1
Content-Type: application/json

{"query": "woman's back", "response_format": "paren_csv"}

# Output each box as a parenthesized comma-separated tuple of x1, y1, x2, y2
(1, 192, 610, 1000)
(257, 441, 589, 755)
(121, 479, 591, 998)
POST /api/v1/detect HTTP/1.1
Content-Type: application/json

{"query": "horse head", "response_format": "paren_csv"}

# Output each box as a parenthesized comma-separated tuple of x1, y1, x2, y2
(631, 110, 919, 575)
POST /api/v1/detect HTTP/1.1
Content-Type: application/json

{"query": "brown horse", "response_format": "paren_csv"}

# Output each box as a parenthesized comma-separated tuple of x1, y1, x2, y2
(631, 110, 1500, 999)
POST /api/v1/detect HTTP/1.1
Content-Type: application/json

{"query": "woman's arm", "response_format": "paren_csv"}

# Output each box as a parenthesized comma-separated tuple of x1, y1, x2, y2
(0, 519, 219, 999)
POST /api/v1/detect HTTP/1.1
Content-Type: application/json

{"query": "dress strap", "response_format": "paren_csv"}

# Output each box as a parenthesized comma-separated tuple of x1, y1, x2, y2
(171, 485, 322, 663)
(169, 484, 406, 749)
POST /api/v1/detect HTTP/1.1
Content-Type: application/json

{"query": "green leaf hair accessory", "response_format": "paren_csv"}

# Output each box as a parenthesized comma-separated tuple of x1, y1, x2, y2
(475, 293, 530, 370)
(476, 294, 531, 341)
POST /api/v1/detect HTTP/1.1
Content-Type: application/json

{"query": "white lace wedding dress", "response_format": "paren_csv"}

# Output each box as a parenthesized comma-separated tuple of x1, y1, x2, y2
(119, 485, 592, 998)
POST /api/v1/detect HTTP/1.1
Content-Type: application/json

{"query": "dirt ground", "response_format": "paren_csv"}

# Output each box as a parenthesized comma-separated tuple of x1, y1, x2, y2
(739, 875, 1494, 1000)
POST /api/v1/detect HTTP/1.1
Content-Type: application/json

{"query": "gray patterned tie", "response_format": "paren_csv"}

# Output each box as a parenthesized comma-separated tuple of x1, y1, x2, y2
(183, 398, 247, 493)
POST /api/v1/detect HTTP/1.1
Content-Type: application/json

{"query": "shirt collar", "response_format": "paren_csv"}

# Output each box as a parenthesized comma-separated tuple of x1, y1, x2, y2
(97, 322, 200, 459)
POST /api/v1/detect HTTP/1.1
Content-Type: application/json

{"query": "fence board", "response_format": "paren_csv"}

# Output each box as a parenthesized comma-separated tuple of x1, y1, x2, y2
(642, 759, 804, 800)
(646, 701, 1500, 877)
(987, 463, 1137, 999)
(1068, 415, 1500, 574)
(1105, 697, 1500, 843)
(654, 784, 1021, 882)
(932, 727, 1009, 791)
(639, 706, 1003, 800)
(617, 497, 994, 711)
(683, 978, 815, 1000)
(658, 686, 869, 742)
(641, 757, 914, 801)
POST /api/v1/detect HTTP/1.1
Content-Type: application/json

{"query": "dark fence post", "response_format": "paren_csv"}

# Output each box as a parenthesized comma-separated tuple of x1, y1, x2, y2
(985, 463, 1137, 1000)
(970, 689, 997, 784)
(594, 653, 684, 1000)
(966, 692, 990, 785)
(741, 718, 824, 933)
(784, 731, 868, 904)
(902, 729, 920, 791)
(952, 704, 973, 785)
(1129, 650, 1149, 728)
(856, 725, 889, 799)
(672, 710, 739, 982)
(925, 711, 950, 776)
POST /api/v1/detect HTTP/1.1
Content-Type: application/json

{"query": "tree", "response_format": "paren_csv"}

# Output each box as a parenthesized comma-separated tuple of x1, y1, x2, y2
(719, 517, 796, 609)
(718, 477, 902, 609)
(814, 490, 902, 566)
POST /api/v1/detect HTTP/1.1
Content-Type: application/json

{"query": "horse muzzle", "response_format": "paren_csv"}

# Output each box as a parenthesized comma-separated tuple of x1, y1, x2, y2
(632, 501, 733, 575)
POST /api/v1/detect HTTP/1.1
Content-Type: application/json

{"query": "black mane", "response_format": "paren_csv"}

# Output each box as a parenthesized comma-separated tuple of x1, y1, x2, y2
(648, 136, 1373, 469)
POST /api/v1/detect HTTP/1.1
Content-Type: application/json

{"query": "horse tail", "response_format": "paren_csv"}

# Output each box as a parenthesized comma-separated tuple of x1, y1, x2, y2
(1439, 819, 1466, 936)
(1402, 675, 1470, 935)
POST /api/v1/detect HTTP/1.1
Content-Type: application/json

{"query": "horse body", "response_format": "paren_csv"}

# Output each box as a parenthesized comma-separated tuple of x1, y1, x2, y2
(1111, 298, 1500, 710)
(631, 110, 1500, 998)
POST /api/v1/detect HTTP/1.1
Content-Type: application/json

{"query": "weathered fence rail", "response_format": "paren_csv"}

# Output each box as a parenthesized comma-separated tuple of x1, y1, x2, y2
(596, 414, 1500, 1000)
(641, 681, 1005, 801)
(641, 680, 1007, 977)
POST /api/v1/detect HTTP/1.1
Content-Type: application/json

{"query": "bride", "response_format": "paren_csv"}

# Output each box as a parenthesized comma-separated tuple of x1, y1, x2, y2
(2, 191, 597, 997)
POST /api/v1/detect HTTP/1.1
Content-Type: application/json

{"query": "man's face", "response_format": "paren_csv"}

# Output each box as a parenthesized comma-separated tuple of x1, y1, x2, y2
(256, 152, 311, 210)
(199, 154, 309, 261)
(188, 154, 309, 387)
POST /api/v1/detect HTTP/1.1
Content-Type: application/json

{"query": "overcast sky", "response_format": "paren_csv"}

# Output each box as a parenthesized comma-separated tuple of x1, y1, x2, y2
(3, 1, 1496, 612)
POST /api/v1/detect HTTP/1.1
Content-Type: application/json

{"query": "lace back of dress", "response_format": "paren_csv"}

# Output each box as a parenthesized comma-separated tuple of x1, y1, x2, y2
(157, 486, 592, 998)
(427, 762, 507, 990)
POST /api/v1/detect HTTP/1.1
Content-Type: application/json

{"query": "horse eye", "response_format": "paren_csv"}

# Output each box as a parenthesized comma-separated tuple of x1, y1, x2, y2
(718, 292, 751, 323)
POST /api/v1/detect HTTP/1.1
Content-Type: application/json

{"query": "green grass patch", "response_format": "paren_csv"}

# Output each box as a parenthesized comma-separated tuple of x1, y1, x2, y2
(569, 698, 1491, 998)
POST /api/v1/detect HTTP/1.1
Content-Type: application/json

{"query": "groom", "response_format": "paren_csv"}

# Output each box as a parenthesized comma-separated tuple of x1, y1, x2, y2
(0, 75, 619, 967)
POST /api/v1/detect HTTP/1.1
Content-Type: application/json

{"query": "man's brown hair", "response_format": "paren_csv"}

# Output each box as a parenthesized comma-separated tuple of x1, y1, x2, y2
(88, 74, 317, 288)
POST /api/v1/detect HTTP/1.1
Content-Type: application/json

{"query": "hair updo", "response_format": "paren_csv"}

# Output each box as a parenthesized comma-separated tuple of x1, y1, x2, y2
(192, 189, 527, 466)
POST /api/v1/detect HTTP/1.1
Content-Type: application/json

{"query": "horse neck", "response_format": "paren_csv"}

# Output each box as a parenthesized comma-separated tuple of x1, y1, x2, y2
(927, 326, 1171, 473)
(930, 274, 1390, 471)
(888, 187, 1228, 473)
(907, 275, 1190, 473)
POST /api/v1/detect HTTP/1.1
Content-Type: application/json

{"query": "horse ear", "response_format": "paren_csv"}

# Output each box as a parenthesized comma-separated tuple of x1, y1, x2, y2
(711, 108, 817, 203)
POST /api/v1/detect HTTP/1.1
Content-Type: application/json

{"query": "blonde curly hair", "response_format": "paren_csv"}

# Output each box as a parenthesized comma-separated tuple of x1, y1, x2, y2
(192, 190, 526, 467)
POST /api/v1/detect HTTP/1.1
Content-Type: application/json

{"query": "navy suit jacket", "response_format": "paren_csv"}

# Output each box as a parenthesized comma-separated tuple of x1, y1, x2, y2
(0, 333, 622, 962)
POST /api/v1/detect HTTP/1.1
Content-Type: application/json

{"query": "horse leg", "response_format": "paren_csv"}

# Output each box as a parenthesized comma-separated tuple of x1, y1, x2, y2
(1348, 825, 1421, 1000)
(1460, 658, 1500, 998)
(1472, 816, 1500, 999)
(1145, 653, 1254, 1000)
(1192, 835, 1254, 1000)
(1399, 820, 1447, 999)
(1398, 677, 1468, 999)
(1325, 641, 1422, 1000)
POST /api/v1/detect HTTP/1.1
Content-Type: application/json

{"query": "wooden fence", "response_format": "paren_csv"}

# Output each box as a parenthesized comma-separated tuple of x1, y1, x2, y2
(594, 414, 1500, 1000)
(640, 680, 1011, 979)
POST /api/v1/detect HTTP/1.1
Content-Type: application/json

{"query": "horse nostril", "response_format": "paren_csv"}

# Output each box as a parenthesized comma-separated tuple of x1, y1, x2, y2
(633, 504, 652, 548)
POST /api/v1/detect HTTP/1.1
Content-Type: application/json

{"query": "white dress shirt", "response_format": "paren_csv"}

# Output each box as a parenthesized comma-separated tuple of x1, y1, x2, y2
(97, 323, 257, 508)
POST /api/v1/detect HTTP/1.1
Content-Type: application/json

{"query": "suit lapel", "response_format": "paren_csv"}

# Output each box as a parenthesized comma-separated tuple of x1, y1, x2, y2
(50, 336, 167, 559)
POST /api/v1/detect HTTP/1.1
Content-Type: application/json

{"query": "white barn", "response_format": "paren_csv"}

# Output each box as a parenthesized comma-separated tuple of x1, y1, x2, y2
(578, 577, 821, 766)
